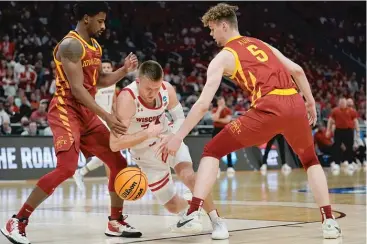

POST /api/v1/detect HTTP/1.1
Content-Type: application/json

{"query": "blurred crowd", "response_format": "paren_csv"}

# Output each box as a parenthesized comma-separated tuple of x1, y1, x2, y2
(0, 1, 365, 136)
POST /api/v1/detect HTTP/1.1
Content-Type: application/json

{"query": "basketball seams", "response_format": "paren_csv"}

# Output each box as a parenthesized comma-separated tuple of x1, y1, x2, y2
(126, 170, 143, 200)
(118, 173, 141, 196)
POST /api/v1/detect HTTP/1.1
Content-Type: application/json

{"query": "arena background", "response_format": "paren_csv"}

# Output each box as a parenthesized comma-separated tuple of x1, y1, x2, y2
(0, 1, 365, 180)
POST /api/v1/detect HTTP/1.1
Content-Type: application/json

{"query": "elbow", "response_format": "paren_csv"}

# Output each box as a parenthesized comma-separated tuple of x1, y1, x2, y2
(196, 100, 210, 114)
(109, 137, 121, 152)
(292, 65, 305, 77)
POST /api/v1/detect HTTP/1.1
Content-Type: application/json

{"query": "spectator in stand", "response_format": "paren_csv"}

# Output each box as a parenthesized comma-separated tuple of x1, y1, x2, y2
(2, 68, 17, 97)
(0, 98, 10, 126)
(211, 96, 234, 175)
(1, 120, 12, 135)
(21, 121, 38, 136)
(30, 102, 48, 126)
(18, 95, 32, 119)
(326, 98, 360, 170)
(314, 123, 337, 169)
(19, 63, 37, 94)
(14, 116, 30, 135)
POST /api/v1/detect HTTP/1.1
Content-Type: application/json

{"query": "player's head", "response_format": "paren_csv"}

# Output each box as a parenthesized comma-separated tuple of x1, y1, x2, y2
(202, 3, 239, 47)
(346, 98, 354, 108)
(217, 96, 226, 107)
(102, 59, 113, 73)
(338, 97, 347, 108)
(137, 60, 163, 104)
(73, 2, 109, 38)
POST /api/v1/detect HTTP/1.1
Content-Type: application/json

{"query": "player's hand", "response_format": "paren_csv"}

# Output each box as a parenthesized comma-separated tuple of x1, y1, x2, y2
(162, 135, 182, 157)
(305, 101, 317, 126)
(106, 114, 127, 136)
(146, 121, 163, 138)
(325, 130, 331, 138)
(124, 52, 138, 73)
(154, 133, 174, 158)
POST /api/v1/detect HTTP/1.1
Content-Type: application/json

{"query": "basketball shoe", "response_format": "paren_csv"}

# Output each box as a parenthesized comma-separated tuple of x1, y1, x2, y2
(1, 215, 30, 244)
(322, 218, 341, 239)
(170, 210, 202, 234)
(105, 215, 142, 238)
(73, 169, 85, 191)
(170, 207, 229, 239)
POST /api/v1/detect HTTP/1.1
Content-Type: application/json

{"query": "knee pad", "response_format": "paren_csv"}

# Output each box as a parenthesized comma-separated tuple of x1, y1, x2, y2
(299, 145, 320, 170)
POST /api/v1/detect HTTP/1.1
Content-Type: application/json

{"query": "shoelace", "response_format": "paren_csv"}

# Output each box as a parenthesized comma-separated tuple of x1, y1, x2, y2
(117, 215, 133, 229)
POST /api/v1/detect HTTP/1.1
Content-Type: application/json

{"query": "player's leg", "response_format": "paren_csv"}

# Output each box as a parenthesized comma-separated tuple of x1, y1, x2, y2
(283, 108, 341, 239)
(176, 109, 277, 234)
(1, 104, 81, 244)
(81, 122, 142, 238)
(172, 142, 228, 239)
(73, 156, 104, 190)
(261, 135, 277, 171)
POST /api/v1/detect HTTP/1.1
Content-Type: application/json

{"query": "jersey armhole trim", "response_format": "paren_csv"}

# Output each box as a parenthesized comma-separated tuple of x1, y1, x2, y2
(162, 82, 167, 90)
(222, 47, 239, 79)
(53, 36, 86, 64)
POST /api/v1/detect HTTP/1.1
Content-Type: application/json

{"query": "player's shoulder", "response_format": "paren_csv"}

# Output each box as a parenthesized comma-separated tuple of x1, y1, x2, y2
(58, 37, 84, 62)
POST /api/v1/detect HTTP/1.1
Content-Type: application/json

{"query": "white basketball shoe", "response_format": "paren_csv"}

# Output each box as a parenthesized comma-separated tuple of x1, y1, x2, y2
(211, 216, 229, 240)
(171, 210, 203, 234)
(322, 218, 342, 239)
(1, 215, 30, 244)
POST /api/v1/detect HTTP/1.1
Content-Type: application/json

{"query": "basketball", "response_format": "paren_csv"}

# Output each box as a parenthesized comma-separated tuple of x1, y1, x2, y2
(114, 167, 148, 201)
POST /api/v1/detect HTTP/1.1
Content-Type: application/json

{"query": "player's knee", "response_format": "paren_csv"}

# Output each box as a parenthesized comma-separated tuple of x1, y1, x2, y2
(299, 145, 320, 170)
(176, 165, 195, 188)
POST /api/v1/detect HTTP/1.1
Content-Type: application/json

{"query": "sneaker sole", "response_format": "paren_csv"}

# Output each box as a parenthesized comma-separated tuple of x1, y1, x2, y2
(211, 233, 230, 240)
(1, 228, 31, 244)
(170, 223, 203, 234)
(105, 230, 142, 238)
(323, 231, 342, 239)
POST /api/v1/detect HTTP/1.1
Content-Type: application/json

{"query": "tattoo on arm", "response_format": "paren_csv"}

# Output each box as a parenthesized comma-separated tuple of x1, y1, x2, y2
(59, 38, 84, 63)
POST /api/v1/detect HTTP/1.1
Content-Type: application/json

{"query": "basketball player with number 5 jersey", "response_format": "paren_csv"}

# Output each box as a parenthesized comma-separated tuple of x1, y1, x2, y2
(73, 59, 116, 190)
(110, 60, 229, 240)
(161, 3, 341, 239)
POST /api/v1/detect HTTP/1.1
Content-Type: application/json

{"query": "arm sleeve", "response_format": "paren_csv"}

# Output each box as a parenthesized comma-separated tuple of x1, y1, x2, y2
(168, 103, 185, 134)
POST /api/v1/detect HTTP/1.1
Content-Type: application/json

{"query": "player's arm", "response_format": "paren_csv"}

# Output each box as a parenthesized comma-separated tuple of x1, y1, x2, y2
(174, 52, 227, 140)
(215, 114, 232, 124)
(265, 42, 315, 105)
(165, 82, 185, 133)
(326, 111, 335, 137)
(59, 38, 110, 121)
(97, 53, 138, 88)
(110, 91, 160, 151)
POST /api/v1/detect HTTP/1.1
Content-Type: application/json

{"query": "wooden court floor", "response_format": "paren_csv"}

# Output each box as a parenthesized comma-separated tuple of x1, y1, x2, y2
(0, 168, 366, 244)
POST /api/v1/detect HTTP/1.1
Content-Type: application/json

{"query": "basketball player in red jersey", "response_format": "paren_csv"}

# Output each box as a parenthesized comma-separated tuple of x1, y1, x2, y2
(1, 3, 142, 244)
(160, 3, 341, 239)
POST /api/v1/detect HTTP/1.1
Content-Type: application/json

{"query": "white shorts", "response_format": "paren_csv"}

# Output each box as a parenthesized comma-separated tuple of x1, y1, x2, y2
(129, 142, 192, 204)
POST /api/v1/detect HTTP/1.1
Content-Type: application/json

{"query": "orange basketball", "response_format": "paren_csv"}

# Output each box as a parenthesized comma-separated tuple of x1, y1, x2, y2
(114, 167, 148, 201)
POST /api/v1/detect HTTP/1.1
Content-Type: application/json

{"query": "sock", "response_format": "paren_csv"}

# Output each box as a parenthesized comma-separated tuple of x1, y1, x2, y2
(16, 203, 34, 219)
(110, 207, 123, 220)
(208, 209, 220, 221)
(80, 166, 89, 176)
(320, 205, 333, 222)
(187, 197, 204, 215)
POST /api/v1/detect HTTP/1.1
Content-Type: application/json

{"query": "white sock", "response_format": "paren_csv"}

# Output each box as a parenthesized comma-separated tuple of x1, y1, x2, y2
(80, 157, 104, 176)
(208, 209, 219, 221)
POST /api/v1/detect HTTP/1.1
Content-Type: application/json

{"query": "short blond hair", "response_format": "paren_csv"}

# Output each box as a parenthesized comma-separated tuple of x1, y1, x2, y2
(202, 3, 239, 29)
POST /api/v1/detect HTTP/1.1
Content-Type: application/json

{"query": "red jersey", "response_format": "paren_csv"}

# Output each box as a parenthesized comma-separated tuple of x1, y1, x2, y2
(223, 36, 297, 107)
(53, 30, 102, 103)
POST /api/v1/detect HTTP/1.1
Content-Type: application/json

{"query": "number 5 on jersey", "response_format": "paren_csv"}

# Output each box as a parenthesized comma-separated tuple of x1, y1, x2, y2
(246, 44, 268, 62)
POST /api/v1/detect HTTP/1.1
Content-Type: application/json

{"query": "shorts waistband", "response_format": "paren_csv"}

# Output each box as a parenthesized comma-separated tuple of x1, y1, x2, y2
(268, 88, 298, 96)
